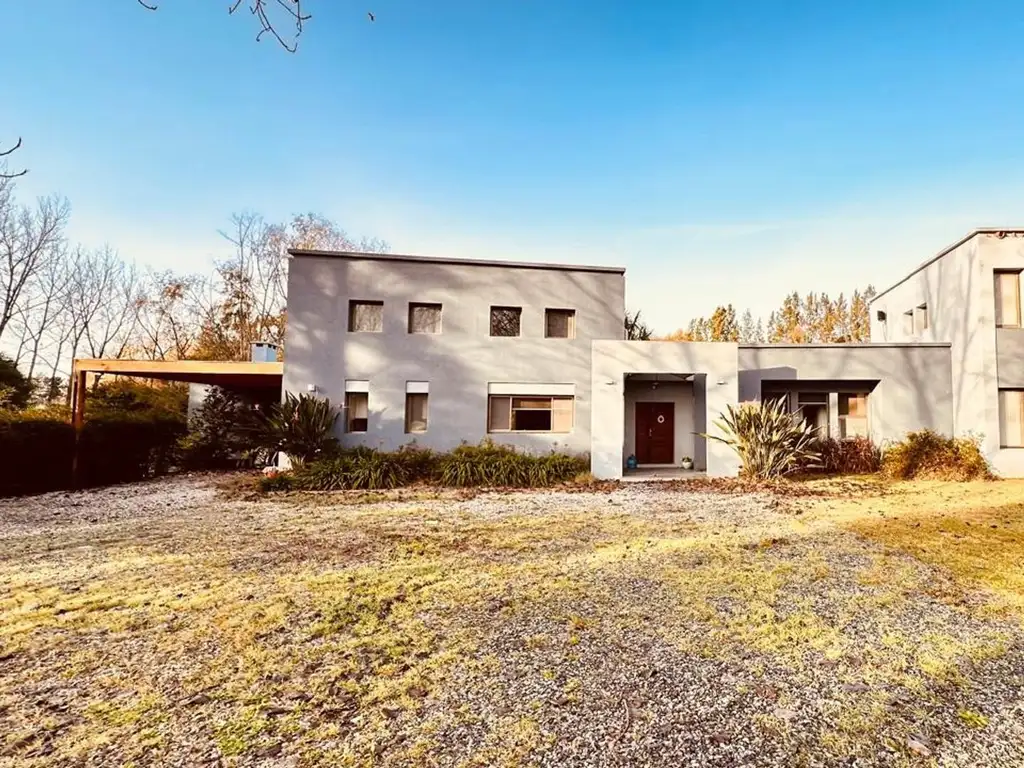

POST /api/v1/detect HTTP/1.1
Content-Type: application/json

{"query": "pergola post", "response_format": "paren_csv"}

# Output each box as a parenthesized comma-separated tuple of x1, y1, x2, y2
(71, 365, 87, 487)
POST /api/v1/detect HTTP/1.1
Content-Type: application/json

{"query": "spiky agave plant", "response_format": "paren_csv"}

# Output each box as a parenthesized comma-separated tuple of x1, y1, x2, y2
(257, 393, 339, 465)
(707, 398, 820, 479)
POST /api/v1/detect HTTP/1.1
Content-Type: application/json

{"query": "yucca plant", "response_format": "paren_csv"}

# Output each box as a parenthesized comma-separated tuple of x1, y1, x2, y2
(707, 398, 821, 479)
(256, 393, 339, 465)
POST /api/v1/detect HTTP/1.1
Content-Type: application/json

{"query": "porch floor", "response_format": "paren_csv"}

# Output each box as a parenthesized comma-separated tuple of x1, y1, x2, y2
(621, 466, 704, 482)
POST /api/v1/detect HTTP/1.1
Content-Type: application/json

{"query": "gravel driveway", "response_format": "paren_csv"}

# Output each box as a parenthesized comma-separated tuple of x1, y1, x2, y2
(1, 475, 1022, 767)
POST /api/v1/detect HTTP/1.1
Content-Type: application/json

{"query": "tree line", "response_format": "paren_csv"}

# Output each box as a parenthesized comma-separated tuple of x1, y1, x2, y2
(656, 287, 877, 343)
(0, 170, 387, 404)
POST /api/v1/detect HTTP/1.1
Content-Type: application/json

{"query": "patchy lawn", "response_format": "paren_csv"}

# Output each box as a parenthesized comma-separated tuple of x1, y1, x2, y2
(1, 477, 1023, 767)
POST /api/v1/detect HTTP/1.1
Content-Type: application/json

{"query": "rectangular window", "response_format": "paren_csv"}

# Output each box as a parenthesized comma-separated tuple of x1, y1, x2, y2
(348, 300, 383, 333)
(915, 304, 929, 332)
(345, 391, 368, 433)
(545, 308, 576, 339)
(490, 306, 522, 337)
(408, 303, 442, 334)
(838, 393, 869, 439)
(996, 271, 1022, 328)
(902, 310, 914, 336)
(405, 392, 428, 433)
(487, 395, 573, 433)
(999, 389, 1024, 447)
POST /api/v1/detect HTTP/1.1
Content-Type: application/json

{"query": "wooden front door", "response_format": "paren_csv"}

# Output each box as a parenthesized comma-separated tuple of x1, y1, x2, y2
(635, 402, 675, 464)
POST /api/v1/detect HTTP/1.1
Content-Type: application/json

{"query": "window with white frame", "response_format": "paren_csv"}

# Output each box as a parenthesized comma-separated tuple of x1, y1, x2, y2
(545, 308, 576, 339)
(838, 393, 869, 438)
(902, 310, 914, 336)
(405, 392, 428, 433)
(345, 392, 368, 432)
(487, 395, 573, 433)
(999, 389, 1024, 447)
(490, 306, 522, 337)
(995, 271, 1022, 328)
(408, 303, 442, 334)
(348, 300, 383, 332)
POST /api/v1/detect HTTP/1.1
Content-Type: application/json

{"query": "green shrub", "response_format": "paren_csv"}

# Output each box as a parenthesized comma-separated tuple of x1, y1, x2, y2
(273, 441, 588, 492)
(0, 406, 187, 496)
(817, 436, 882, 475)
(0, 354, 33, 410)
(258, 472, 294, 493)
(87, 379, 188, 419)
(179, 387, 274, 469)
(436, 441, 588, 488)
(0, 410, 75, 495)
(881, 430, 991, 481)
(79, 413, 187, 485)
(707, 398, 821, 480)
(256, 393, 338, 464)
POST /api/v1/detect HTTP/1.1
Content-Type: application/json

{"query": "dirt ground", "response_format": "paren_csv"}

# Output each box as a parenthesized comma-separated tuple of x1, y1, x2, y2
(1, 475, 1023, 767)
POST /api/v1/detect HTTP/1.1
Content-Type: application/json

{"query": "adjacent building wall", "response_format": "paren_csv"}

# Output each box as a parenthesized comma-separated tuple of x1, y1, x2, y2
(870, 232, 1024, 475)
(738, 344, 953, 443)
(283, 254, 625, 454)
(591, 341, 740, 478)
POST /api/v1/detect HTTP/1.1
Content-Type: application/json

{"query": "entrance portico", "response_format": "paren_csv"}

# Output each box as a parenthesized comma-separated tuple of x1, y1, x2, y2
(591, 341, 742, 479)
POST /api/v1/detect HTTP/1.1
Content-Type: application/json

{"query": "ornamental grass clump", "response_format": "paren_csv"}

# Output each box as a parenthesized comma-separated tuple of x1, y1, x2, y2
(707, 398, 821, 480)
(881, 430, 991, 481)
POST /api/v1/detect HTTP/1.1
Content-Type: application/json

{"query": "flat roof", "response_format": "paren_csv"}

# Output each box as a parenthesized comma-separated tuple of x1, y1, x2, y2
(872, 228, 1024, 303)
(288, 248, 626, 275)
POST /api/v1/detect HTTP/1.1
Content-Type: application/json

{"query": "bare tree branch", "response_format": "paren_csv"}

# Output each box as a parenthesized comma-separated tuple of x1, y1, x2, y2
(0, 138, 27, 179)
(140, 0, 310, 51)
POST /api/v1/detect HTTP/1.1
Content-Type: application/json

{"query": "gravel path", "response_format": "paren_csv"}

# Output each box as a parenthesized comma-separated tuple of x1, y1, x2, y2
(1, 475, 1022, 767)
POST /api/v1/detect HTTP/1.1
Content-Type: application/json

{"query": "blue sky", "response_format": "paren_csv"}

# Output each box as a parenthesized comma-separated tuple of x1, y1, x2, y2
(4, 0, 1024, 332)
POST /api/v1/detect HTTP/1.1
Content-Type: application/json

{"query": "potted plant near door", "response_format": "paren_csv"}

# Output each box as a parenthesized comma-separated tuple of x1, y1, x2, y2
(680, 456, 694, 470)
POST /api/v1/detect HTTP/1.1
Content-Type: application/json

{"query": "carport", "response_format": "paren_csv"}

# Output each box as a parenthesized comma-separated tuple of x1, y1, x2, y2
(69, 358, 283, 481)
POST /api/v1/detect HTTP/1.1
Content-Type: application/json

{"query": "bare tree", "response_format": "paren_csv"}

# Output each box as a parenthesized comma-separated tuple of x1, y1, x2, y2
(0, 138, 27, 179)
(15, 242, 74, 379)
(624, 309, 652, 340)
(139, 0, 311, 51)
(65, 246, 141, 363)
(0, 175, 70, 345)
(192, 211, 388, 360)
(133, 270, 205, 360)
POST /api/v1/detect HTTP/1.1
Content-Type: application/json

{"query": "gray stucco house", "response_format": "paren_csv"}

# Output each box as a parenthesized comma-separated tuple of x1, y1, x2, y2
(869, 228, 1024, 477)
(283, 232, 1012, 478)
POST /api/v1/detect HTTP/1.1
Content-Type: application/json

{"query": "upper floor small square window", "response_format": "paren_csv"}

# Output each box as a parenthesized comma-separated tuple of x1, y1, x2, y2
(349, 300, 383, 332)
(490, 306, 521, 337)
(902, 310, 914, 336)
(915, 304, 929, 332)
(408, 303, 442, 334)
(545, 308, 576, 339)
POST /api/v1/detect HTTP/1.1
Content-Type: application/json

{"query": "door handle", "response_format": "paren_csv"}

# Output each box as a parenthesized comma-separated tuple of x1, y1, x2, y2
(648, 428, 653, 438)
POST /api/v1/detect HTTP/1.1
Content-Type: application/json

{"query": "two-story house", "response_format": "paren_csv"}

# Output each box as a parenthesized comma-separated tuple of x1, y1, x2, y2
(869, 228, 1024, 477)
(284, 246, 960, 478)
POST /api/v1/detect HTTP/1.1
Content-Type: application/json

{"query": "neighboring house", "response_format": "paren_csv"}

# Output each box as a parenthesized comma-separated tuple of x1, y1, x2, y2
(282, 246, 960, 479)
(869, 228, 1024, 477)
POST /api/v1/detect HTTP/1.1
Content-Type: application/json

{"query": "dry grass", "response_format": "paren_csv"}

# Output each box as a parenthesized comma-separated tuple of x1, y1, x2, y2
(798, 477, 1024, 618)
(1, 477, 1023, 766)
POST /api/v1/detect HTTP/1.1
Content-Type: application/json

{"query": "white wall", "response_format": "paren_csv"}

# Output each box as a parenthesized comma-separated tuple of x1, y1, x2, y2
(591, 341, 740, 478)
(870, 232, 1024, 476)
(283, 254, 625, 455)
(623, 380, 696, 466)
